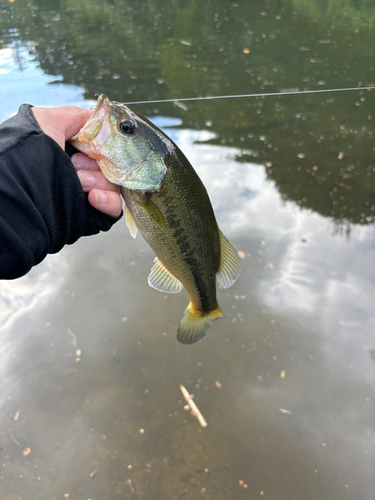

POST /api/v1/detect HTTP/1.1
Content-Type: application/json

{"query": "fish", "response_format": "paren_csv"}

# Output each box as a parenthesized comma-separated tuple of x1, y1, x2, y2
(70, 94, 241, 345)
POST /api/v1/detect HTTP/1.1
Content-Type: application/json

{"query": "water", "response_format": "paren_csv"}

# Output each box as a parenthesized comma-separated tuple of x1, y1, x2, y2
(1, 1, 375, 499)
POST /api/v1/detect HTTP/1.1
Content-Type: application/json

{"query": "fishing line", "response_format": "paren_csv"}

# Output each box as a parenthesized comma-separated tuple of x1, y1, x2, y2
(126, 86, 374, 105)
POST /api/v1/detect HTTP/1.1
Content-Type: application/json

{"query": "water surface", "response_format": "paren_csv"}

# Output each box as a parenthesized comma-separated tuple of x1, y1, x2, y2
(0, 1, 374, 499)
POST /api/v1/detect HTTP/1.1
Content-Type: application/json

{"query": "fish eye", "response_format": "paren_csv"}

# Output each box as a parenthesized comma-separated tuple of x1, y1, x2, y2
(119, 119, 135, 135)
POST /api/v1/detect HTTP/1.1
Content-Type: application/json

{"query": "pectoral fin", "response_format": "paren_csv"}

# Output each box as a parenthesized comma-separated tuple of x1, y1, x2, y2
(148, 258, 183, 293)
(125, 206, 138, 239)
(137, 194, 167, 231)
(216, 230, 242, 289)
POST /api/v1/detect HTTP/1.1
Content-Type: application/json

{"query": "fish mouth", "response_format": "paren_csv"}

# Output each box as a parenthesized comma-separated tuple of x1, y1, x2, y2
(71, 94, 111, 143)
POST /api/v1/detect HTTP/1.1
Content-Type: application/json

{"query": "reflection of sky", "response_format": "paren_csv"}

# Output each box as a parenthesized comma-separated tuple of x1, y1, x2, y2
(0, 46, 87, 122)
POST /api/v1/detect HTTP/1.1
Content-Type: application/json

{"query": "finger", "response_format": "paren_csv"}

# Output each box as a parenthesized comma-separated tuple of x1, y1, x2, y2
(88, 189, 123, 218)
(71, 153, 100, 171)
(76, 170, 121, 193)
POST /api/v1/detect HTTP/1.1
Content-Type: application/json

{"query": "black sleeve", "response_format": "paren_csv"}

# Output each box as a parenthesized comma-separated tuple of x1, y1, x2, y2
(0, 104, 123, 280)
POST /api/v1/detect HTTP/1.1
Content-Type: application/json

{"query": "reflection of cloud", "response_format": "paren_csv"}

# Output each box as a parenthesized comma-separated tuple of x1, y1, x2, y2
(0, 47, 13, 66)
(168, 129, 375, 386)
(0, 254, 66, 330)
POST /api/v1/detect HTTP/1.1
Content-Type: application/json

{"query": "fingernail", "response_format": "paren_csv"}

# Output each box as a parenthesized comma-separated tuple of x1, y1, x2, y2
(94, 189, 108, 204)
(71, 154, 90, 170)
(77, 171, 95, 188)
(71, 155, 80, 167)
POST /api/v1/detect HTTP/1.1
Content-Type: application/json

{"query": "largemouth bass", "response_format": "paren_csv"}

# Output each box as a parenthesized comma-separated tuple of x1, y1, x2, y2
(71, 95, 241, 345)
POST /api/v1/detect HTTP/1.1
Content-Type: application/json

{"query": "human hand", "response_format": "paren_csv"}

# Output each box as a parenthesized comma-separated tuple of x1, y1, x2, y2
(32, 106, 122, 218)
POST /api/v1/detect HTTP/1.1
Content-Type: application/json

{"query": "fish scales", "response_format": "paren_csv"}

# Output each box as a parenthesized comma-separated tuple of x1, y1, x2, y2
(121, 148, 220, 314)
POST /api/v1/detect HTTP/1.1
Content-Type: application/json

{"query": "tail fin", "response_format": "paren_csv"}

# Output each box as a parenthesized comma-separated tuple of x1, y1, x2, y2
(177, 303, 224, 345)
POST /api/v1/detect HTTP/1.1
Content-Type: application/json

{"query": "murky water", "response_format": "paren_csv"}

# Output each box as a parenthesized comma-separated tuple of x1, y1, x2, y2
(1, 1, 375, 499)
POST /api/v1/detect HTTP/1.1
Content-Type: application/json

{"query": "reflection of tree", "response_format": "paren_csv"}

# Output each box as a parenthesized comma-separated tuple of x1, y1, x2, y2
(1, 0, 375, 226)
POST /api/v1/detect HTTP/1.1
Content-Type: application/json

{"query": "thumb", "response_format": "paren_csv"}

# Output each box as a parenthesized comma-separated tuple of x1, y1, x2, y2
(60, 106, 91, 142)
(32, 106, 91, 150)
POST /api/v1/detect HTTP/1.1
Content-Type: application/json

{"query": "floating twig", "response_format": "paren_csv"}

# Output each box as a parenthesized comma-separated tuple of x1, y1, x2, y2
(89, 469, 97, 478)
(10, 434, 22, 447)
(67, 328, 77, 347)
(180, 385, 207, 428)
(279, 408, 292, 415)
(126, 479, 135, 493)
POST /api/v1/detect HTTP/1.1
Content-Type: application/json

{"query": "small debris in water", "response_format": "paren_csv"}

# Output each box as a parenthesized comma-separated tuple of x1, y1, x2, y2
(297, 153, 305, 158)
(14, 411, 20, 421)
(280, 370, 286, 378)
(243, 48, 250, 54)
(338, 152, 344, 159)
(45, 322, 52, 328)
(215, 381, 222, 389)
(139, 428, 145, 434)
(67, 328, 77, 347)
(237, 250, 246, 259)
(279, 409, 292, 415)
(75, 349, 81, 357)
(268, 263, 274, 269)
(22, 447, 31, 456)
(89, 469, 97, 478)
(126, 479, 135, 494)
(64, 494, 70, 498)
(122, 317, 128, 322)
(127, 464, 132, 469)
(239, 480, 244, 486)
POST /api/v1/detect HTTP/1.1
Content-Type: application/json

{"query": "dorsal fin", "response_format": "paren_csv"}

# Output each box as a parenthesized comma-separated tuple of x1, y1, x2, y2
(148, 258, 183, 293)
(216, 230, 242, 289)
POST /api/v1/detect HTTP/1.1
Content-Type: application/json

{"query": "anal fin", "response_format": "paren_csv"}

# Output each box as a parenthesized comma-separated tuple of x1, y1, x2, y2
(148, 258, 183, 293)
